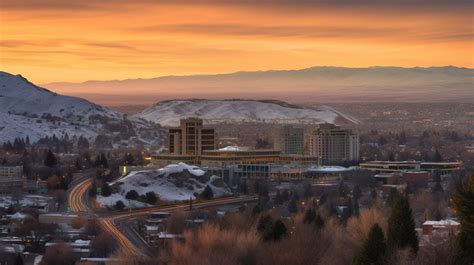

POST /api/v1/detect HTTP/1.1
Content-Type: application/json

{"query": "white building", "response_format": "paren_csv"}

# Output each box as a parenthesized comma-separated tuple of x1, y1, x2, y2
(306, 124, 359, 165)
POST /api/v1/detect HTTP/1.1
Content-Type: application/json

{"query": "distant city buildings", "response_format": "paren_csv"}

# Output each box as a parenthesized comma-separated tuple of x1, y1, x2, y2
(306, 123, 359, 164)
(0, 166, 23, 195)
(359, 161, 462, 176)
(169, 117, 217, 155)
(273, 125, 304, 155)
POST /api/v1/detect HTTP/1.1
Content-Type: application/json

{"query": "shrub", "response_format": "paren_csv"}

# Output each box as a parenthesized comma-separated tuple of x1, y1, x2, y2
(115, 200, 125, 210)
(145, 192, 158, 205)
(125, 190, 139, 200)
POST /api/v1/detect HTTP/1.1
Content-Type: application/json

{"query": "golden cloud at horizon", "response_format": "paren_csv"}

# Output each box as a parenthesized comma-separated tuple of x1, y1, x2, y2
(1, 1, 472, 83)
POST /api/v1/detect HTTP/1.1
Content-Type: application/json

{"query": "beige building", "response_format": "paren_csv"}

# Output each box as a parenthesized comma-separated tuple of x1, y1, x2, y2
(0, 166, 23, 195)
(306, 123, 359, 165)
(169, 118, 217, 155)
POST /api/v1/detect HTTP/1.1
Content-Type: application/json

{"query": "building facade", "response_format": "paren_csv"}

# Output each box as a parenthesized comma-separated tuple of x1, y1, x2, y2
(273, 125, 304, 155)
(306, 123, 359, 165)
(168, 118, 217, 156)
(0, 166, 23, 195)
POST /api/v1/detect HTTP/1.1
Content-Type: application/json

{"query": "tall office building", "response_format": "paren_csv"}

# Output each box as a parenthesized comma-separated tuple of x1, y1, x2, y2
(0, 166, 23, 195)
(273, 125, 304, 155)
(168, 118, 217, 155)
(306, 123, 359, 164)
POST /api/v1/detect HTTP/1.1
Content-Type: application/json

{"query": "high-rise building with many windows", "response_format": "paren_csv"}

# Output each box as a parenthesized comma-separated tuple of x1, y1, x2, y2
(168, 118, 217, 155)
(273, 125, 304, 155)
(306, 123, 359, 165)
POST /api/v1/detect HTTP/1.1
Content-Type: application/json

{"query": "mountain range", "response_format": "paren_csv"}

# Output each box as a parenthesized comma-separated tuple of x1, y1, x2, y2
(0, 71, 357, 146)
(0, 71, 165, 146)
(42, 66, 474, 106)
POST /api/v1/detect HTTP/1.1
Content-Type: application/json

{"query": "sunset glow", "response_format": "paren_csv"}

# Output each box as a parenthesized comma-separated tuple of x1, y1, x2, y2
(1, 0, 473, 83)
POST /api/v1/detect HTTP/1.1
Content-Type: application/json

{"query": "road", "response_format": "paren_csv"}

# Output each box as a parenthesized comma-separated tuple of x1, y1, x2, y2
(68, 176, 258, 257)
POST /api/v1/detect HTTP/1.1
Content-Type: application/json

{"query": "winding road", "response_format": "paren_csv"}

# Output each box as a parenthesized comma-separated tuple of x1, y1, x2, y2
(67, 176, 257, 257)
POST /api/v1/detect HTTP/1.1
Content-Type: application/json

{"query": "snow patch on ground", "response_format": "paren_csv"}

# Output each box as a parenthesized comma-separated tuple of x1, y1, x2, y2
(134, 99, 357, 127)
(96, 163, 232, 209)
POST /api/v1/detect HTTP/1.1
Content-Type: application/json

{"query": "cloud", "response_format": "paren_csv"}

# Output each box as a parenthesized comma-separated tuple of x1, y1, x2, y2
(2, 0, 471, 11)
(136, 23, 472, 43)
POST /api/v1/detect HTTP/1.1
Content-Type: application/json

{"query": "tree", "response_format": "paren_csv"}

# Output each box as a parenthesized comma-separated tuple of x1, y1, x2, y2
(200, 185, 214, 200)
(44, 150, 58, 168)
(91, 232, 118, 257)
(314, 213, 325, 230)
(84, 219, 102, 236)
(126, 190, 139, 200)
(387, 197, 418, 254)
(14, 254, 24, 265)
(432, 149, 443, 162)
(353, 223, 386, 265)
(40, 243, 75, 265)
(145, 192, 158, 204)
(303, 207, 316, 224)
(452, 174, 474, 264)
(101, 182, 112, 197)
(257, 215, 273, 234)
(263, 219, 287, 241)
(115, 200, 125, 210)
(15, 219, 57, 251)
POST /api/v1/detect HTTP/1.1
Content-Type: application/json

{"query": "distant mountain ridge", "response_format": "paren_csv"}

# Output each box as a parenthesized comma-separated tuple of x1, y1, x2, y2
(0, 71, 165, 146)
(133, 99, 359, 127)
(42, 66, 474, 105)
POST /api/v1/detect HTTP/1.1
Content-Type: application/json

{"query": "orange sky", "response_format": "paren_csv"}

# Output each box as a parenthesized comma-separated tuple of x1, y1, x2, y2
(1, 0, 473, 83)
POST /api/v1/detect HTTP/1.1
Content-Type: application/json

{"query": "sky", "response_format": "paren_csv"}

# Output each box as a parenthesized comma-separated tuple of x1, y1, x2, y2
(0, 0, 473, 83)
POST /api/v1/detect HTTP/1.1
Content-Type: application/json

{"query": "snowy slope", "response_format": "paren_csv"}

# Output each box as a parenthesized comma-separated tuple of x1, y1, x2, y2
(97, 163, 232, 208)
(134, 99, 359, 127)
(0, 71, 165, 145)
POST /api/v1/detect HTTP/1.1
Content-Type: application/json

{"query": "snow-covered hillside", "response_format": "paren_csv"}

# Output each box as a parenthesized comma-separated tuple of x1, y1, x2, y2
(0, 71, 165, 146)
(134, 99, 359, 127)
(97, 163, 232, 208)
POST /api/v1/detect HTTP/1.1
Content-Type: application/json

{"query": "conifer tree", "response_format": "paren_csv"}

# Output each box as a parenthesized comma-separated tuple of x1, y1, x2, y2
(353, 223, 386, 265)
(44, 150, 58, 168)
(452, 174, 474, 264)
(387, 197, 418, 254)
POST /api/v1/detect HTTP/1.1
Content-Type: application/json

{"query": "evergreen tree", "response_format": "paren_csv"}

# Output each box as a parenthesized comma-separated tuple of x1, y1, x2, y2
(125, 190, 139, 200)
(314, 213, 325, 230)
(387, 197, 418, 254)
(115, 200, 125, 210)
(145, 192, 158, 204)
(44, 150, 58, 168)
(100, 153, 108, 168)
(452, 174, 474, 264)
(303, 207, 316, 224)
(353, 223, 386, 265)
(271, 220, 287, 240)
(200, 185, 214, 200)
(101, 182, 112, 197)
(257, 215, 273, 234)
(432, 149, 443, 162)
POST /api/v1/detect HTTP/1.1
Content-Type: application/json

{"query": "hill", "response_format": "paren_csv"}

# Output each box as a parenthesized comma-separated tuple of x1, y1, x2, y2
(133, 99, 359, 127)
(97, 163, 232, 208)
(0, 71, 165, 146)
